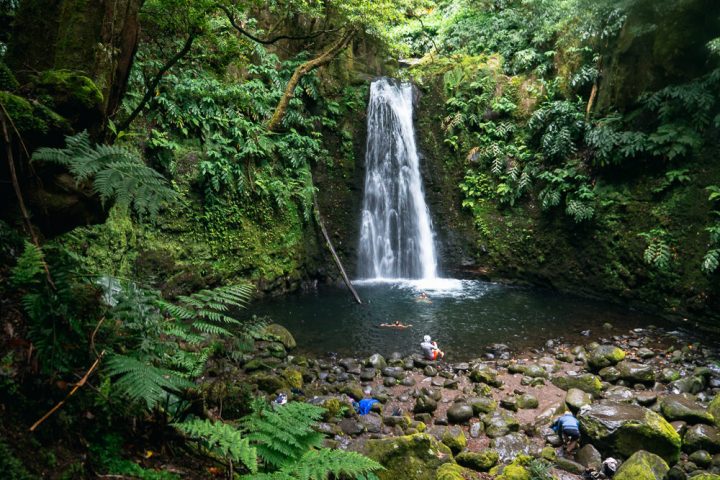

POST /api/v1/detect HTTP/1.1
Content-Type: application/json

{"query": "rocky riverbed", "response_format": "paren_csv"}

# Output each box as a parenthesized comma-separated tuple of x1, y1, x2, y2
(214, 324, 720, 480)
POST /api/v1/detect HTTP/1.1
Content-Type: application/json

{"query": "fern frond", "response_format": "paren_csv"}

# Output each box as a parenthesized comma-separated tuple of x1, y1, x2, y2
(105, 354, 194, 409)
(11, 241, 46, 287)
(283, 449, 383, 480)
(175, 419, 258, 474)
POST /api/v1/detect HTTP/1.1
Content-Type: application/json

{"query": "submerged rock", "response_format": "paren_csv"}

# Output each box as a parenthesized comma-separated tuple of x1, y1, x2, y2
(613, 450, 669, 480)
(364, 433, 455, 480)
(578, 402, 681, 463)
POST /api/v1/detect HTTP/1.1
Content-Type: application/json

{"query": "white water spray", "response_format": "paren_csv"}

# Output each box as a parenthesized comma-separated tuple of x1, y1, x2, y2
(357, 78, 437, 280)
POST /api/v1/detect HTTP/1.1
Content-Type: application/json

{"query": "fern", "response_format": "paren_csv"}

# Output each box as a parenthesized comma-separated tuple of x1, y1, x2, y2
(32, 131, 177, 219)
(242, 401, 325, 469)
(10, 241, 45, 287)
(105, 354, 194, 409)
(638, 229, 673, 271)
(268, 449, 382, 480)
(702, 249, 720, 273)
(174, 419, 257, 474)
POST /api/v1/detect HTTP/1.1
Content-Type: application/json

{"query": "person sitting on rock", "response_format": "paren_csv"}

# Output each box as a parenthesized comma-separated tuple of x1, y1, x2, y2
(551, 412, 581, 453)
(420, 335, 444, 360)
(380, 320, 412, 329)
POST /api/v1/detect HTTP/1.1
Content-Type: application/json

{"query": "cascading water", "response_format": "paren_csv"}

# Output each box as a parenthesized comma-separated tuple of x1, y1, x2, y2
(357, 78, 437, 280)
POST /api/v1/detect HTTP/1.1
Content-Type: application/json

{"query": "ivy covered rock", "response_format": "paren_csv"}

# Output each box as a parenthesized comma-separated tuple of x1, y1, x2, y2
(587, 345, 626, 370)
(364, 433, 455, 480)
(613, 450, 669, 480)
(264, 324, 296, 349)
(660, 394, 714, 424)
(455, 449, 499, 471)
(578, 402, 681, 463)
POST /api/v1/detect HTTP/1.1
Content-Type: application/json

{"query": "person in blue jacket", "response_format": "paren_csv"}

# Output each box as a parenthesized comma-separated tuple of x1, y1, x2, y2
(552, 412, 580, 453)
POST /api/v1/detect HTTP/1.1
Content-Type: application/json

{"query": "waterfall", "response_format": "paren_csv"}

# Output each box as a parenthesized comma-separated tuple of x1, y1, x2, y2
(357, 78, 437, 280)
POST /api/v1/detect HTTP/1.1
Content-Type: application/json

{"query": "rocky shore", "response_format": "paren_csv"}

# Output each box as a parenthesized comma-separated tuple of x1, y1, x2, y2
(218, 324, 720, 480)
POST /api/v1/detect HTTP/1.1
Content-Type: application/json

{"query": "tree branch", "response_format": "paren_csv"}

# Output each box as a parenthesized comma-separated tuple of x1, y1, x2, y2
(266, 27, 356, 132)
(117, 32, 197, 133)
(218, 5, 339, 45)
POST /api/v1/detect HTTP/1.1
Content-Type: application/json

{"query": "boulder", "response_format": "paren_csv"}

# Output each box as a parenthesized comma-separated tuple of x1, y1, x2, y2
(501, 397, 519, 412)
(710, 395, 720, 428)
(684, 424, 720, 453)
(438, 426, 467, 454)
(468, 396, 497, 415)
(517, 394, 539, 410)
(575, 444, 602, 471)
(604, 385, 635, 403)
(492, 456, 531, 480)
(613, 450, 669, 480)
(660, 368, 681, 383)
(360, 412, 383, 433)
(578, 402, 681, 463)
(555, 457, 586, 474)
(263, 324, 296, 349)
(552, 373, 603, 394)
(483, 411, 520, 438)
(670, 376, 705, 394)
(364, 433, 455, 480)
(447, 402, 474, 424)
(367, 353, 387, 370)
(660, 394, 714, 424)
(339, 417, 365, 435)
(565, 388, 592, 413)
(689, 474, 720, 480)
(616, 361, 655, 384)
(455, 449, 499, 471)
(599, 366, 622, 382)
(588, 345, 626, 370)
(689, 449, 713, 468)
(491, 432, 532, 462)
(436, 463, 474, 480)
(414, 395, 438, 414)
(469, 365, 503, 387)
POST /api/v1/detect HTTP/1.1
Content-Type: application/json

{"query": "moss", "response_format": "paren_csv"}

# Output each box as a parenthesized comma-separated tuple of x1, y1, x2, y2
(497, 463, 531, 480)
(455, 449, 499, 471)
(0, 91, 68, 134)
(440, 426, 467, 454)
(613, 450, 669, 480)
(710, 395, 720, 428)
(364, 433, 455, 480)
(34, 69, 103, 119)
(281, 368, 303, 389)
(551, 373, 603, 394)
(436, 463, 467, 480)
(0, 439, 37, 480)
(0, 62, 20, 91)
(264, 324, 297, 349)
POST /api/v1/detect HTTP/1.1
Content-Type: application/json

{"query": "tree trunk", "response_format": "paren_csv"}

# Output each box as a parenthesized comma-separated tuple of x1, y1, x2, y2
(266, 27, 356, 132)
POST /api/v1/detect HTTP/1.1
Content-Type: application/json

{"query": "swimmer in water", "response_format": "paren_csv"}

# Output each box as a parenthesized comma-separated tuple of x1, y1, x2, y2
(380, 320, 412, 329)
(416, 292, 432, 303)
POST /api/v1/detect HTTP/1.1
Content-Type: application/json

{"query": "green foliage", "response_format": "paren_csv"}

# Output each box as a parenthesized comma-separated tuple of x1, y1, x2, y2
(0, 439, 37, 480)
(526, 458, 553, 480)
(702, 186, 720, 273)
(10, 241, 45, 287)
(638, 228, 673, 271)
(91, 433, 180, 479)
(174, 418, 257, 473)
(537, 165, 596, 222)
(33, 132, 177, 220)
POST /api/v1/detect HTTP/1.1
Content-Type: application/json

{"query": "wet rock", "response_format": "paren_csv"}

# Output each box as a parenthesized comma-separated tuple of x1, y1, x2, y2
(501, 397, 519, 412)
(547, 434, 563, 447)
(421, 387, 442, 401)
(556, 457, 586, 474)
(637, 348, 655, 359)
(710, 395, 720, 428)
(383, 377, 398, 387)
(367, 353, 387, 370)
(578, 402, 681, 463)
(588, 345, 626, 371)
(447, 402, 474, 424)
(383, 415, 410, 428)
(339, 358, 360, 372)
(616, 361, 655, 384)
(661, 394, 714, 424)
(340, 383, 365, 401)
(469, 365, 502, 387)
(684, 424, 720, 453)
(671, 420, 688, 435)
(388, 352, 403, 364)
(264, 324, 296, 349)
(613, 450, 669, 480)
(517, 393, 539, 409)
(382, 366, 405, 379)
(453, 362, 470, 372)
(689, 450, 713, 468)
(599, 366, 622, 382)
(444, 379, 459, 390)
(414, 413, 432, 424)
(670, 376, 705, 395)
(414, 395, 438, 414)
(364, 433, 454, 480)
(424, 365, 437, 377)
(661, 368, 681, 383)
(604, 385, 635, 403)
(491, 432, 532, 462)
(360, 368, 377, 381)
(483, 411, 520, 438)
(552, 372, 603, 394)
(636, 391, 658, 406)
(565, 388, 592, 413)
(456, 449, 499, 472)
(340, 417, 365, 435)
(401, 377, 416, 387)
(470, 421, 484, 438)
(469, 396, 497, 415)
(431, 377, 445, 387)
(575, 444, 602, 471)
(402, 357, 415, 370)
(434, 417, 448, 426)
(666, 466, 687, 480)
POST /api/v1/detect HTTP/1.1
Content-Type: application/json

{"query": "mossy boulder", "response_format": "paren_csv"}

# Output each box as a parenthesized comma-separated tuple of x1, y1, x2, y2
(709, 395, 720, 428)
(364, 433, 455, 480)
(436, 463, 471, 480)
(551, 373, 603, 394)
(0, 91, 69, 134)
(33, 69, 103, 129)
(483, 411, 520, 438)
(0, 62, 19, 91)
(565, 388, 593, 413)
(683, 424, 720, 453)
(455, 449, 499, 471)
(616, 361, 655, 384)
(264, 324, 296, 349)
(690, 474, 720, 480)
(588, 345, 626, 370)
(492, 456, 532, 480)
(249, 373, 286, 393)
(578, 402, 681, 463)
(613, 450, 669, 480)
(468, 396, 497, 415)
(281, 368, 303, 389)
(438, 426, 467, 454)
(469, 365, 502, 387)
(517, 393, 539, 409)
(660, 394, 714, 424)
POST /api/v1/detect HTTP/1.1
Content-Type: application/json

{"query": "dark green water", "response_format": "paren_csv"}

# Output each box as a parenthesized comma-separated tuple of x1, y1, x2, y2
(248, 279, 673, 361)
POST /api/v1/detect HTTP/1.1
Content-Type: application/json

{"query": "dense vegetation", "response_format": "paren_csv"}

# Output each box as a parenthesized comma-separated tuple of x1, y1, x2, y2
(0, 0, 719, 477)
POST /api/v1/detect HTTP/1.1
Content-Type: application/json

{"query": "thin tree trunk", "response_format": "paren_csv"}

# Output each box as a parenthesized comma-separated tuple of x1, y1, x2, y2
(313, 195, 361, 304)
(267, 28, 356, 132)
